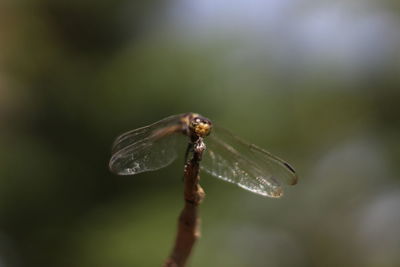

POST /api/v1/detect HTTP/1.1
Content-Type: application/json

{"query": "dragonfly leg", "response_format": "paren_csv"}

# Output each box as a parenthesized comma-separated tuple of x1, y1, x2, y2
(183, 143, 194, 182)
(184, 142, 193, 164)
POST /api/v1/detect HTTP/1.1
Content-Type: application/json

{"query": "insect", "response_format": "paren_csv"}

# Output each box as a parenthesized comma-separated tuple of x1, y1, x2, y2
(109, 113, 298, 198)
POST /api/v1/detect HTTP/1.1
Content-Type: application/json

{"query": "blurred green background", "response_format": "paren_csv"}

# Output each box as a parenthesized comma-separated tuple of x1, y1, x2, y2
(1, 1, 400, 267)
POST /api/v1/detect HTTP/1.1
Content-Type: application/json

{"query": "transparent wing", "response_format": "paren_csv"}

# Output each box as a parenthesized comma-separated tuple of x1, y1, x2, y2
(109, 114, 186, 175)
(201, 126, 298, 198)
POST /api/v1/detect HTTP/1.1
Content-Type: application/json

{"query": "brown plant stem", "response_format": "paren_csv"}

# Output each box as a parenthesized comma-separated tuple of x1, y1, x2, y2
(164, 139, 206, 267)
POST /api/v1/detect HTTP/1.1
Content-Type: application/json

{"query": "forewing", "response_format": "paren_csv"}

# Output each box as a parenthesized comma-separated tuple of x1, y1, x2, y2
(201, 126, 298, 198)
(109, 114, 186, 175)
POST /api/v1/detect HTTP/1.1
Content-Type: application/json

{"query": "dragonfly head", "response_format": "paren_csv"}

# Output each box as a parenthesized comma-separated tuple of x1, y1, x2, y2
(189, 114, 212, 138)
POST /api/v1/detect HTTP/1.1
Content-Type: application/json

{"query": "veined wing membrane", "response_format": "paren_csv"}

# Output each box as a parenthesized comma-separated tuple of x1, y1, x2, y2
(201, 126, 298, 198)
(109, 114, 186, 175)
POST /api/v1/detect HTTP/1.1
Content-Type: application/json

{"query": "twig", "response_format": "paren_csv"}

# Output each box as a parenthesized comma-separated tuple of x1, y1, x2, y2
(164, 138, 206, 267)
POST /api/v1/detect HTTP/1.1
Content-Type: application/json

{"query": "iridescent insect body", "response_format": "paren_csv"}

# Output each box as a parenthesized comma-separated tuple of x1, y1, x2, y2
(109, 113, 298, 198)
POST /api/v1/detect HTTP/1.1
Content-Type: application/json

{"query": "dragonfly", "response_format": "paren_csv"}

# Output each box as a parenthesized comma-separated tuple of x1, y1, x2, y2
(109, 113, 298, 198)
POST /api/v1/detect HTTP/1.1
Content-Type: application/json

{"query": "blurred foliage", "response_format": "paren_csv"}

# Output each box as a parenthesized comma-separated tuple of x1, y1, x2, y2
(1, 1, 400, 267)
